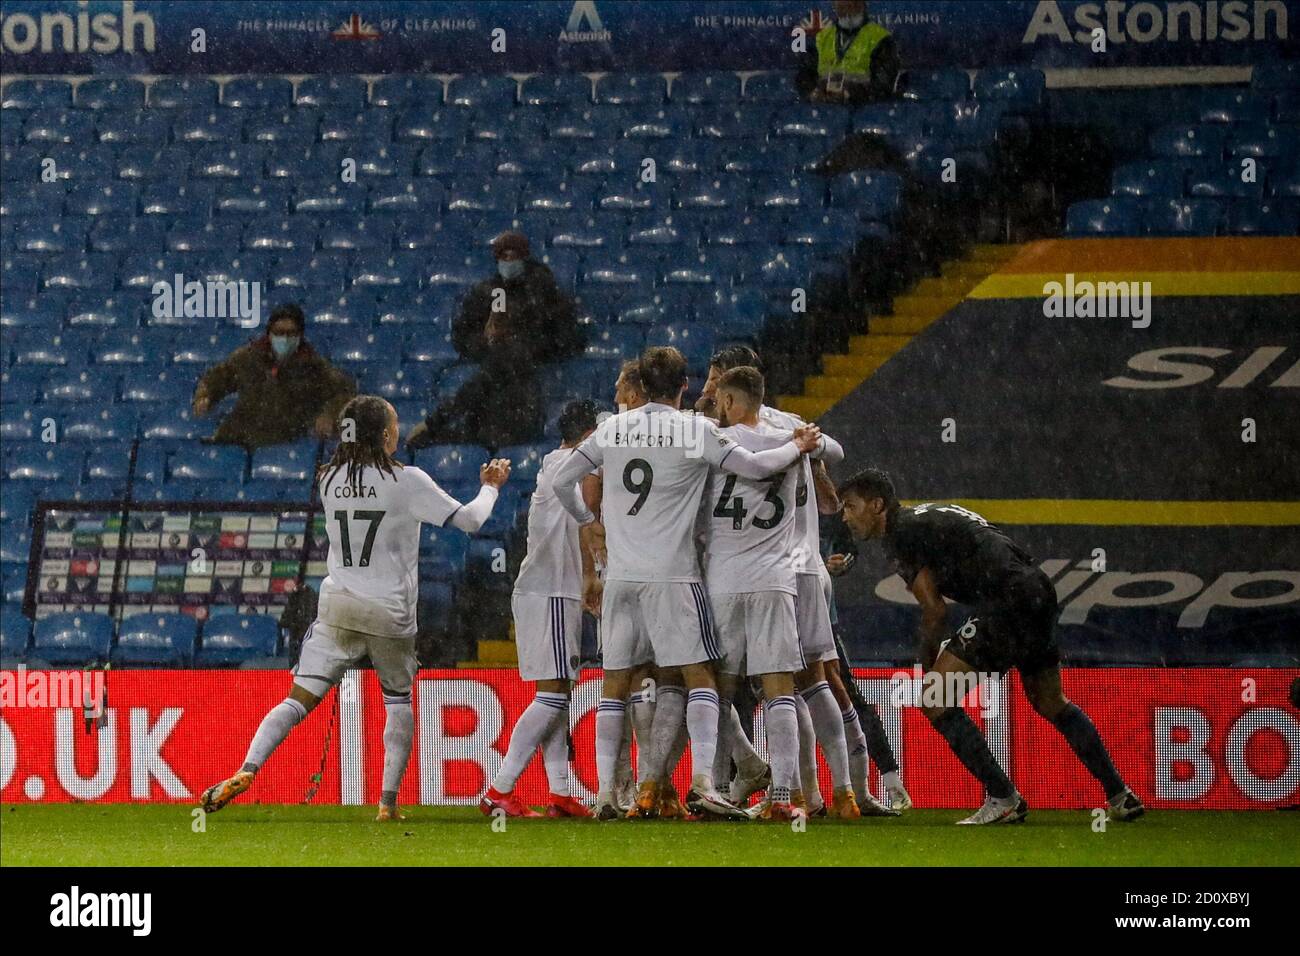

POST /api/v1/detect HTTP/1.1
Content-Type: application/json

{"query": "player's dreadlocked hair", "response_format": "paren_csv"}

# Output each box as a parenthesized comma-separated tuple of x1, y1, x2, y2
(837, 468, 900, 523)
(318, 394, 401, 496)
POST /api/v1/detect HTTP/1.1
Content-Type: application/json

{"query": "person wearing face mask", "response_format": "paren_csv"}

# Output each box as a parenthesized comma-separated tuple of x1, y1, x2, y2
(407, 230, 584, 449)
(796, 0, 899, 105)
(191, 303, 355, 448)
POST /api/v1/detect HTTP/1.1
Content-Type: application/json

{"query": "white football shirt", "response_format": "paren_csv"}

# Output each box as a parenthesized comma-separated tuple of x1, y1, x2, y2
(704, 420, 801, 594)
(572, 403, 744, 583)
(761, 404, 824, 576)
(513, 447, 583, 600)
(316, 463, 460, 638)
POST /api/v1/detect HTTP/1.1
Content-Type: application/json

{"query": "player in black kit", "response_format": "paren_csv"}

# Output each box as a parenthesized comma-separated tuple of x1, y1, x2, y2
(838, 468, 1144, 825)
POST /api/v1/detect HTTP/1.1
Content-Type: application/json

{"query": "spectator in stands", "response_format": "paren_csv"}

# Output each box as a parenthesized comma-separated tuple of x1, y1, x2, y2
(408, 230, 584, 449)
(191, 303, 355, 448)
(797, 0, 900, 105)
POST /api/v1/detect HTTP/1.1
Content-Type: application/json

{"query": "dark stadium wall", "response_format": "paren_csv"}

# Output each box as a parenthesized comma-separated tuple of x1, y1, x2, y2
(1, 0, 1296, 74)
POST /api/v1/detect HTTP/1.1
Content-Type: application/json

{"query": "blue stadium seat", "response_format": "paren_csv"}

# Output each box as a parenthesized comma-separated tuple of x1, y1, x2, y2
(377, 289, 457, 327)
(166, 220, 243, 254)
(0, 369, 41, 405)
(672, 176, 745, 213)
(1229, 124, 1299, 160)
(0, 406, 37, 442)
(1268, 168, 1300, 200)
(900, 69, 970, 102)
(749, 179, 824, 211)
(1225, 201, 1298, 236)
(11, 217, 87, 254)
(11, 328, 89, 366)
(368, 179, 446, 216)
(113, 613, 198, 666)
(243, 108, 320, 145)
(295, 75, 367, 110)
(116, 145, 193, 182)
(251, 442, 319, 482)
(171, 108, 244, 143)
(69, 296, 139, 329)
(519, 74, 592, 107)
(264, 143, 345, 179)
(446, 75, 517, 109)
(647, 323, 715, 365)
(140, 407, 215, 443)
(585, 325, 645, 360)
(148, 77, 220, 108)
(33, 611, 113, 665)
(671, 72, 742, 105)
(192, 144, 267, 180)
(171, 331, 247, 365)
(414, 444, 490, 484)
(1144, 198, 1224, 236)
(43, 370, 115, 404)
(58, 407, 139, 442)
(197, 614, 279, 665)
(581, 254, 651, 288)
(771, 106, 851, 140)
(77, 77, 146, 110)
(784, 209, 862, 246)
(497, 443, 550, 486)
(1111, 161, 1186, 198)
(595, 73, 667, 106)
(1187, 169, 1265, 200)
(222, 76, 293, 109)
(318, 216, 395, 252)
(394, 107, 470, 143)
(139, 181, 215, 218)
(743, 73, 798, 102)
(319, 109, 393, 144)
(368, 364, 439, 402)
(973, 68, 1045, 110)
(370, 76, 444, 108)
(94, 111, 171, 146)
(32, 144, 116, 182)
(168, 445, 248, 482)
(1, 179, 67, 216)
(1196, 88, 1270, 125)
(87, 217, 166, 255)
(242, 217, 317, 253)
(1275, 90, 1300, 124)
(85, 443, 139, 484)
(22, 110, 95, 145)
(519, 180, 598, 215)
(828, 169, 904, 221)
(1, 79, 73, 110)
(1148, 123, 1227, 160)
(120, 366, 193, 404)
(0, 609, 31, 659)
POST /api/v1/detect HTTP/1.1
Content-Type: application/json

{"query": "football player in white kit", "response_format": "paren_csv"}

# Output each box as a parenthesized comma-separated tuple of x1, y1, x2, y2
(551, 346, 823, 819)
(480, 400, 602, 819)
(200, 395, 510, 821)
(701, 347, 891, 818)
(703, 366, 809, 821)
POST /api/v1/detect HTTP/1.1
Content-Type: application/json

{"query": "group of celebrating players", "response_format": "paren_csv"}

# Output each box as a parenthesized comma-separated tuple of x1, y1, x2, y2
(201, 342, 1145, 827)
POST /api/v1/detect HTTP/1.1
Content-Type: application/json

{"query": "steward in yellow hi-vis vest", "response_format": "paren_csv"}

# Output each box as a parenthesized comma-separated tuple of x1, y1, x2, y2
(797, 1, 900, 105)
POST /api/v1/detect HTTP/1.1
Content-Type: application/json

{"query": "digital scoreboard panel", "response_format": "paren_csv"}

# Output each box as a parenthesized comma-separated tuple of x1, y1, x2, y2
(26, 502, 328, 622)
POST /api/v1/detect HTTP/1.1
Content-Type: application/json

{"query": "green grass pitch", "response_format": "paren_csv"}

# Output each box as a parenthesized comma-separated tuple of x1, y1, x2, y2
(4, 804, 1298, 866)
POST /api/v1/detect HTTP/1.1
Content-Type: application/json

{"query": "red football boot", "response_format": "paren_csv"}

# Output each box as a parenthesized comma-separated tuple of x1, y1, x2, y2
(479, 787, 542, 818)
(545, 794, 592, 818)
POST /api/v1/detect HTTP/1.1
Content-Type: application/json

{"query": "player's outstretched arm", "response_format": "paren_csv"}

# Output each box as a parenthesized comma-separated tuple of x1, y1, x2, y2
(714, 423, 822, 480)
(446, 458, 511, 533)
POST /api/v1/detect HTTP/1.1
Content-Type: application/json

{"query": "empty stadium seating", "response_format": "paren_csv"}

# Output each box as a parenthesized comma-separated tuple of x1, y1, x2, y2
(1, 67, 1050, 662)
(1066, 73, 1299, 237)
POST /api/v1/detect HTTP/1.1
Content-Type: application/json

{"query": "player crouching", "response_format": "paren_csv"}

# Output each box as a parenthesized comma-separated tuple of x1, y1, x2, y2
(480, 402, 602, 819)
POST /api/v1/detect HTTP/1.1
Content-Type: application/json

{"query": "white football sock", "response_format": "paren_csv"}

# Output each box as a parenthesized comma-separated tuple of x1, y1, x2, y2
(685, 688, 720, 791)
(842, 704, 870, 799)
(727, 703, 765, 773)
(629, 687, 656, 768)
(380, 693, 415, 804)
(764, 695, 800, 802)
(492, 691, 567, 794)
(242, 697, 308, 772)
(640, 685, 685, 784)
(595, 698, 627, 796)
(615, 708, 634, 789)
(803, 681, 851, 790)
(542, 703, 571, 796)
(792, 692, 821, 805)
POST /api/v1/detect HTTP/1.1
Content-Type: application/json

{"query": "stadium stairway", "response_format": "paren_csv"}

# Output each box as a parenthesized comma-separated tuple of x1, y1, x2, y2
(776, 243, 1021, 421)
